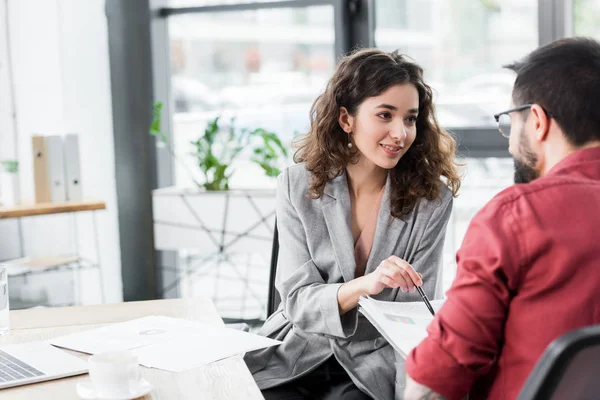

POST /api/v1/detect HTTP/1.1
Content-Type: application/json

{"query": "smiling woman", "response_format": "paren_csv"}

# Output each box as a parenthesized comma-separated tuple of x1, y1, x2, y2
(295, 48, 461, 218)
(340, 85, 419, 169)
(244, 48, 462, 400)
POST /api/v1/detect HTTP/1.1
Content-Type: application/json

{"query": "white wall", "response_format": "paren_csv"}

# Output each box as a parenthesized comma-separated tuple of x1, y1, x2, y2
(0, 0, 122, 304)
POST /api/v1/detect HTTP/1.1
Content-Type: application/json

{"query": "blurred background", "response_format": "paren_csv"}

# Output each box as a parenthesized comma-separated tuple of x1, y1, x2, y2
(0, 0, 598, 325)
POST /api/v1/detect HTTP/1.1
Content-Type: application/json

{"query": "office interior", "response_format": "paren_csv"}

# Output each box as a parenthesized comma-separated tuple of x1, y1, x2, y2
(0, 0, 597, 396)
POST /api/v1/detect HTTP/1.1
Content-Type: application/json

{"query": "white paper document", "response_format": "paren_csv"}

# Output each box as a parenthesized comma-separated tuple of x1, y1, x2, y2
(50, 316, 281, 372)
(132, 327, 282, 372)
(358, 297, 445, 358)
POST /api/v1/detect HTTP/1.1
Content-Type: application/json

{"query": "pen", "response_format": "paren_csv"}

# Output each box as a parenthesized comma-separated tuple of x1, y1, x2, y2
(415, 285, 436, 317)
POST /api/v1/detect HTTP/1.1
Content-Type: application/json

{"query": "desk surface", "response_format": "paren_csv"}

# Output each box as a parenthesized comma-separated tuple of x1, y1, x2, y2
(1, 298, 264, 400)
(0, 200, 106, 218)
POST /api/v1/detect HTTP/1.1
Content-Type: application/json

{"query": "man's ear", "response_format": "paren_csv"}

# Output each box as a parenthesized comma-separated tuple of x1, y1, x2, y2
(338, 107, 354, 134)
(531, 104, 550, 143)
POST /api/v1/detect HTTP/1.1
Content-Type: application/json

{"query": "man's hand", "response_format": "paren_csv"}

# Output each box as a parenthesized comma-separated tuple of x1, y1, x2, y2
(404, 374, 447, 400)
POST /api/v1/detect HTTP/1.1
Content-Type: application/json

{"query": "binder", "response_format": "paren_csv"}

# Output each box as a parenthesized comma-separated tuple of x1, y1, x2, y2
(45, 135, 67, 202)
(32, 135, 51, 203)
(64, 134, 82, 201)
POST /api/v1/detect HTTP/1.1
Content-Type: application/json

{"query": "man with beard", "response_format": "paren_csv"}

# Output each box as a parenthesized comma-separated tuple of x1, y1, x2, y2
(402, 37, 600, 400)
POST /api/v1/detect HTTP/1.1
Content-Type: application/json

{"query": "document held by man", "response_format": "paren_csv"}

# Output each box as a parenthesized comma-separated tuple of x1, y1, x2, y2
(50, 316, 281, 372)
(358, 296, 445, 358)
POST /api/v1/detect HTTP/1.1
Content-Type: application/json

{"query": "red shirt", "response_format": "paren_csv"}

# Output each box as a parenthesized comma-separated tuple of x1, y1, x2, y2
(406, 147, 600, 400)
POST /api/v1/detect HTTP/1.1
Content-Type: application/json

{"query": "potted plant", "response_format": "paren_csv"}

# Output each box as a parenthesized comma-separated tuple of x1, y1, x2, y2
(150, 102, 288, 190)
(0, 161, 20, 207)
(150, 102, 288, 321)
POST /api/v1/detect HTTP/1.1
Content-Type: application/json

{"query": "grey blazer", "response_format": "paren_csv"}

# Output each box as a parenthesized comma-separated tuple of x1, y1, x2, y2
(244, 164, 453, 400)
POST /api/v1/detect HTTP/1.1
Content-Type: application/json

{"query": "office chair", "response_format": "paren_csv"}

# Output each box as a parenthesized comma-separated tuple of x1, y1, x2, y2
(517, 324, 600, 400)
(266, 220, 281, 318)
(228, 220, 279, 328)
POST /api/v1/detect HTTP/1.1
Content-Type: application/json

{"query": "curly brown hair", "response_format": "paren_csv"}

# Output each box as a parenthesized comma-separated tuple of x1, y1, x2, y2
(294, 48, 461, 218)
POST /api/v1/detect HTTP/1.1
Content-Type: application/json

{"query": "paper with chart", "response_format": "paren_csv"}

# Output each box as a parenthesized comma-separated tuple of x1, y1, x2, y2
(358, 296, 445, 358)
(50, 316, 281, 372)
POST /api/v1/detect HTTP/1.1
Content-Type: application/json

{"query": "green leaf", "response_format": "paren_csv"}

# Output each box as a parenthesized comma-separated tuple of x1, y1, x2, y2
(175, 114, 291, 190)
(150, 102, 163, 132)
(1, 160, 18, 173)
(149, 102, 171, 146)
(250, 159, 280, 178)
(150, 103, 163, 132)
(203, 117, 220, 145)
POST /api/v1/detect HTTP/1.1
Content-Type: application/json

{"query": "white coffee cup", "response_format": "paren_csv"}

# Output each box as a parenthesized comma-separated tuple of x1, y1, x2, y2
(88, 351, 141, 397)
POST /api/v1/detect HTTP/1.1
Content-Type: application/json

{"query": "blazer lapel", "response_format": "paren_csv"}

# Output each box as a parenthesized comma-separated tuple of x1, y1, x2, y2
(321, 172, 357, 283)
(365, 174, 406, 275)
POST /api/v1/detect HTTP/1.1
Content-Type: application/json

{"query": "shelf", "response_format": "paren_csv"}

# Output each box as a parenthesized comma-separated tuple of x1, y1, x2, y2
(7, 261, 99, 278)
(4, 255, 81, 270)
(0, 200, 106, 219)
(4, 255, 91, 277)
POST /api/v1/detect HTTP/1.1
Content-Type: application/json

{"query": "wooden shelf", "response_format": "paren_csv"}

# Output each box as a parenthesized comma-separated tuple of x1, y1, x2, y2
(0, 200, 106, 219)
(4, 255, 85, 277)
(5, 255, 81, 270)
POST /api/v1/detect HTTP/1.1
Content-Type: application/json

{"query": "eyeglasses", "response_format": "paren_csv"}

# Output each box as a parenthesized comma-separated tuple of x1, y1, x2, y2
(493, 104, 554, 138)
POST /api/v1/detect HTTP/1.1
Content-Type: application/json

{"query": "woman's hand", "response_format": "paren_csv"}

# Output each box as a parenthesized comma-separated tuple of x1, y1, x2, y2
(362, 256, 423, 296)
(337, 256, 423, 315)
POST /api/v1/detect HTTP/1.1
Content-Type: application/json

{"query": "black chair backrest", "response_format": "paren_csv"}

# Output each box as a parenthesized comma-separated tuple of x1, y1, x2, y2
(517, 324, 600, 400)
(266, 220, 281, 318)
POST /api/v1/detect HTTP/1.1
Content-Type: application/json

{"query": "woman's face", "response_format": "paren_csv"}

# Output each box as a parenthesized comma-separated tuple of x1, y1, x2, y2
(340, 83, 419, 170)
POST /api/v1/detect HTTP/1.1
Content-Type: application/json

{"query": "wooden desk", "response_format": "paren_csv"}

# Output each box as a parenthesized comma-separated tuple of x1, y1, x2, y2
(0, 298, 264, 399)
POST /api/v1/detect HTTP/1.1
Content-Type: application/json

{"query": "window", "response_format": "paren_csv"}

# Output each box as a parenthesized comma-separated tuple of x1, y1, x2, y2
(375, 0, 538, 129)
(442, 157, 514, 291)
(574, 0, 600, 38)
(167, 5, 335, 188)
(169, 0, 291, 5)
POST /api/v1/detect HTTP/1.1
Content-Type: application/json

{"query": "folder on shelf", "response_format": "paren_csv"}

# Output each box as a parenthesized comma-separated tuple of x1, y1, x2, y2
(32, 135, 51, 203)
(32, 135, 67, 203)
(45, 135, 67, 202)
(64, 134, 83, 202)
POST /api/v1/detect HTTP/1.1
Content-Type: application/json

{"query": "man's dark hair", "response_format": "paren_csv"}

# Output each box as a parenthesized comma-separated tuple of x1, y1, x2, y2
(505, 37, 600, 146)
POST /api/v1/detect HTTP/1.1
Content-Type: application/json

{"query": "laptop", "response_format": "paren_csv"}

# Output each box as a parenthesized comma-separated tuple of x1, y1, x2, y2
(0, 340, 88, 389)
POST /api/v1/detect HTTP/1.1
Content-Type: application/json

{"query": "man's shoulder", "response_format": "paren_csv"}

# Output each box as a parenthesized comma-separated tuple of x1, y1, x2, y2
(489, 184, 523, 207)
(475, 184, 529, 219)
(486, 176, 573, 210)
(474, 178, 567, 225)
